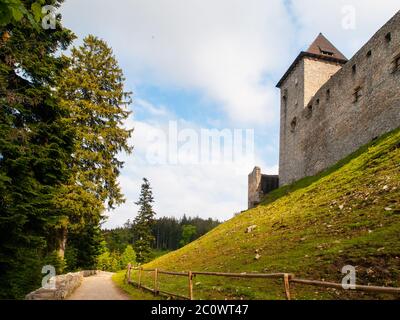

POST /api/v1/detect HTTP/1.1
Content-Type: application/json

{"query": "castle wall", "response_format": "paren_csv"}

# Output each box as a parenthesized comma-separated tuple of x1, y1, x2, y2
(279, 57, 344, 185)
(279, 60, 305, 185)
(303, 58, 343, 106)
(280, 11, 400, 185)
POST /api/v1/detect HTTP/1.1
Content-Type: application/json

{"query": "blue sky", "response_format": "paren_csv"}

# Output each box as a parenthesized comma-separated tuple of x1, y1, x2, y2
(60, 1, 399, 228)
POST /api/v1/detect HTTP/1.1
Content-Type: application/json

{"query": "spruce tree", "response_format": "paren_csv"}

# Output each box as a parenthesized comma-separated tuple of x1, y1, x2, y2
(134, 178, 156, 264)
(57, 35, 132, 261)
(0, 0, 75, 298)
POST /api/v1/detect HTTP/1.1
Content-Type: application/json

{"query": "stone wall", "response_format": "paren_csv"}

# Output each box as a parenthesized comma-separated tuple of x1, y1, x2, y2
(248, 167, 263, 208)
(25, 270, 97, 300)
(279, 11, 400, 185)
(248, 167, 279, 209)
(279, 59, 305, 188)
(303, 58, 343, 107)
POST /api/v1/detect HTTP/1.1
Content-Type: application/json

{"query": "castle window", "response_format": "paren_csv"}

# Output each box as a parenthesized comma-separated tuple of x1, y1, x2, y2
(283, 94, 288, 112)
(366, 50, 372, 58)
(385, 32, 392, 43)
(353, 86, 363, 103)
(392, 55, 400, 73)
(352, 64, 357, 75)
(290, 117, 297, 132)
(326, 89, 331, 101)
(316, 98, 320, 106)
(305, 103, 313, 119)
(320, 47, 334, 56)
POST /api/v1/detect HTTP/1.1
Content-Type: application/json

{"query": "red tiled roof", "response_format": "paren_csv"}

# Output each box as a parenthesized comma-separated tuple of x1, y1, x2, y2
(306, 33, 347, 60)
(276, 33, 348, 88)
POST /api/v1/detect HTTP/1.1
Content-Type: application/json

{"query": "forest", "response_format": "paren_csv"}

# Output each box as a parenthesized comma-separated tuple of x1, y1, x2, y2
(104, 215, 221, 253)
(0, 1, 222, 299)
(1, 0, 130, 299)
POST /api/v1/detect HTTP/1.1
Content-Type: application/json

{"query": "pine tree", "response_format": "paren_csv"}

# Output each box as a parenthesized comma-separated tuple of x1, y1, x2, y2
(57, 35, 133, 260)
(65, 222, 104, 271)
(0, 0, 75, 298)
(134, 178, 156, 264)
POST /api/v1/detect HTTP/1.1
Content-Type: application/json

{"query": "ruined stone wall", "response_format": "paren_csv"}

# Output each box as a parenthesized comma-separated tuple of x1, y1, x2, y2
(248, 167, 262, 208)
(248, 167, 280, 209)
(280, 11, 400, 185)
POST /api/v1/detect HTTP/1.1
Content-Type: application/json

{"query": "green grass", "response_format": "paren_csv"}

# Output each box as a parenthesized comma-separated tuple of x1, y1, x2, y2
(149, 250, 171, 261)
(134, 128, 400, 300)
(112, 271, 161, 300)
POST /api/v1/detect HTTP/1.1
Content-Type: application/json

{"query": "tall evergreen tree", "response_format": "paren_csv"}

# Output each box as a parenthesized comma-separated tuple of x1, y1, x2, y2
(0, 0, 75, 298)
(134, 178, 156, 263)
(57, 35, 133, 260)
(65, 222, 104, 271)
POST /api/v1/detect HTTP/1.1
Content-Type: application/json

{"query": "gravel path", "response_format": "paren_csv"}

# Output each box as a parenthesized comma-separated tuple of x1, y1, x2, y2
(67, 271, 130, 300)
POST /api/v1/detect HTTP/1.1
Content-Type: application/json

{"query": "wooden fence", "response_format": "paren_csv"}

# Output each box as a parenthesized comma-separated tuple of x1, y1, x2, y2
(125, 264, 400, 300)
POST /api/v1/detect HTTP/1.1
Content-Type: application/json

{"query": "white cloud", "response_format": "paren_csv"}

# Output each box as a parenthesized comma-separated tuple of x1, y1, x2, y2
(103, 107, 276, 228)
(135, 99, 169, 117)
(61, 0, 294, 125)
(289, 1, 400, 55)
(61, 1, 399, 126)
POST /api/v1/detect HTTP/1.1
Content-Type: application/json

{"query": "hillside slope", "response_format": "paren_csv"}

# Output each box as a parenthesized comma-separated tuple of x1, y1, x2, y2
(139, 128, 400, 300)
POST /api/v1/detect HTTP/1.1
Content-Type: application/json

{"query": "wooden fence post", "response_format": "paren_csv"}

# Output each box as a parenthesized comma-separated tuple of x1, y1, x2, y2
(154, 268, 159, 295)
(127, 263, 132, 284)
(188, 271, 194, 300)
(138, 267, 142, 288)
(283, 273, 292, 300)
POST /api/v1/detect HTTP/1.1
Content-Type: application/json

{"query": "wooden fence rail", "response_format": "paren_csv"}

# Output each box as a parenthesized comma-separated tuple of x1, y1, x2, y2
(125, 264, 400, 300)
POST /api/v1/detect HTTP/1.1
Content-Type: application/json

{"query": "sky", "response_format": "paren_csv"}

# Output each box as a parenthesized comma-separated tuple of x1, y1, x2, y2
(59, 1, 399, 228)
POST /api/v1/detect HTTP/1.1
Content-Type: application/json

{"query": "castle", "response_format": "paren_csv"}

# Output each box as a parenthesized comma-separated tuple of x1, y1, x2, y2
(248, 10, 400, 209)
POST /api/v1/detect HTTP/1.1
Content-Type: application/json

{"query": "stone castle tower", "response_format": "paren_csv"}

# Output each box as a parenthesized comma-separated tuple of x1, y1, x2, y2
(277, 33, 348, 186)
(249, 10, 400, 209)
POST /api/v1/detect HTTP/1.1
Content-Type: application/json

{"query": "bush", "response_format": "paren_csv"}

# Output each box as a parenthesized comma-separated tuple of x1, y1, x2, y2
(121, 245, 136, 269)
(97, 245, 137, 272)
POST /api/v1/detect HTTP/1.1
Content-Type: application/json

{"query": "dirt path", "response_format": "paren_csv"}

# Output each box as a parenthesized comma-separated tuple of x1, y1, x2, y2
(67, 271, 130, 300)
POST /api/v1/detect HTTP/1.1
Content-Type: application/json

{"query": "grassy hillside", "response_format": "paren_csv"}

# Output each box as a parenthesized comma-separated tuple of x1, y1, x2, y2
(133, 128, 400, 300)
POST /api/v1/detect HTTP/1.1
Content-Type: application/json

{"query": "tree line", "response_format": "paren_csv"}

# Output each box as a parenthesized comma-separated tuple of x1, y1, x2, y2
(104, 215, 221, 254)
(97, 178, 220, 271)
